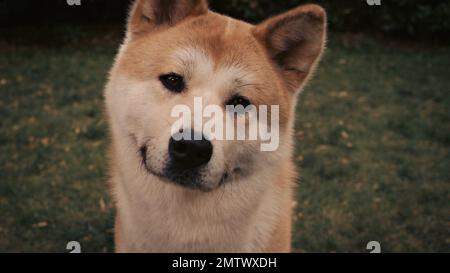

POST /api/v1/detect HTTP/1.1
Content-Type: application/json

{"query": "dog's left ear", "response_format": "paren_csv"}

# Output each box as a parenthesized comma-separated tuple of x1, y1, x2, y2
(128, 0, 208, 35)
(253, 5, 327, 93)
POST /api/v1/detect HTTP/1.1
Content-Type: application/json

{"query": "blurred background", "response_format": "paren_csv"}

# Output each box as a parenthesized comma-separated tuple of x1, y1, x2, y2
(0, 0, 449, 252)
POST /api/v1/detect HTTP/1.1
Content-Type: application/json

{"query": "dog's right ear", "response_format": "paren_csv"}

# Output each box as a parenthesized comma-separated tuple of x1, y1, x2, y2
(253, 5, 326, 93)
(128, 0, 208, 35)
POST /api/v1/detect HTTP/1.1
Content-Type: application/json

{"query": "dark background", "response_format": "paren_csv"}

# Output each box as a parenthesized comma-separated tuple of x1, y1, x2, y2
(1, 0, 449, 41)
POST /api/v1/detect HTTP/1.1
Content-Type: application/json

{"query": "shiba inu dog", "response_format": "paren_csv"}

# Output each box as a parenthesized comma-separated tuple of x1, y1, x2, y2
(104, 0, 326, 252)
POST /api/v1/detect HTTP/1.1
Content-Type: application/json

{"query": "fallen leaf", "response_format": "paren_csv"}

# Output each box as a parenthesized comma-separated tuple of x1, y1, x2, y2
(32, 221, 48, 228)
(41, 138, 50, 146)
(99, 198, 106, 212)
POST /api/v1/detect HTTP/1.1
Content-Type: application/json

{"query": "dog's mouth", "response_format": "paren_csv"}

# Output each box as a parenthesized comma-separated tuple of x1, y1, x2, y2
(139, 145, 238, 192)
(139, 146, 166, 178)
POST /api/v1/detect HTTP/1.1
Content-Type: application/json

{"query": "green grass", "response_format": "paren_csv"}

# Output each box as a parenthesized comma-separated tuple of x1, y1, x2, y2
(0, 32, 449, 252)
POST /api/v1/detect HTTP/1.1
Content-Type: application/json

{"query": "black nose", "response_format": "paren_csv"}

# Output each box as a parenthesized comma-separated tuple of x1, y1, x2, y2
(169, 132, 213, 169)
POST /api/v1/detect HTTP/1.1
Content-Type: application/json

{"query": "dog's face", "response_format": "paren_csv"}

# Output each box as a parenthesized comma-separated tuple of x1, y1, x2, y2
(105, 0, 326, 192)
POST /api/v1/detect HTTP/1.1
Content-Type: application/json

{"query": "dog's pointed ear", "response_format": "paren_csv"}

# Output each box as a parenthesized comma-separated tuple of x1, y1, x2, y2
(253, 5, 327, 93)
(128, 0, 208, 35)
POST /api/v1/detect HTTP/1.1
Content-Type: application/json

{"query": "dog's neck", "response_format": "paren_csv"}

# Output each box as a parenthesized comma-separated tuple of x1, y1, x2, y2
(110, 131, 292, 252)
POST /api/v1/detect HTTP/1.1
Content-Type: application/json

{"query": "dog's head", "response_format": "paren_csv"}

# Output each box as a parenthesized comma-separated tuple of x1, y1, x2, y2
(105, 0, 326, 192)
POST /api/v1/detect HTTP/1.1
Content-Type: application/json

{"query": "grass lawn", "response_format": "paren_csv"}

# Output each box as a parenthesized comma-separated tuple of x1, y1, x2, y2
(0, 29, 449, 252)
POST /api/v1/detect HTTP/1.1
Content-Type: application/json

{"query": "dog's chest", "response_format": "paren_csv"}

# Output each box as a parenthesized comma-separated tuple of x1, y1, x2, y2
(116, 181, 278, 252)
(120, 201, 254, 252)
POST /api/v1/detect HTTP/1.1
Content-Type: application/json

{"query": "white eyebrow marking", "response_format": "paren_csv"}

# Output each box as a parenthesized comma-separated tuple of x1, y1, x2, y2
(172, 47, 213, 79)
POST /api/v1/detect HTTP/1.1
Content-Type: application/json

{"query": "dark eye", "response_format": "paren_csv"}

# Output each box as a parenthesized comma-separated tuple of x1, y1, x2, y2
(159, 73, 185, 93)
(226, 95, 251, 108)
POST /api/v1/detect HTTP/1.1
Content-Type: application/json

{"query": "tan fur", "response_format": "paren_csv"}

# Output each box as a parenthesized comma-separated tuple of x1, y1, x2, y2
(266, 161, 296, 252)
(104, 0, 326, 253)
